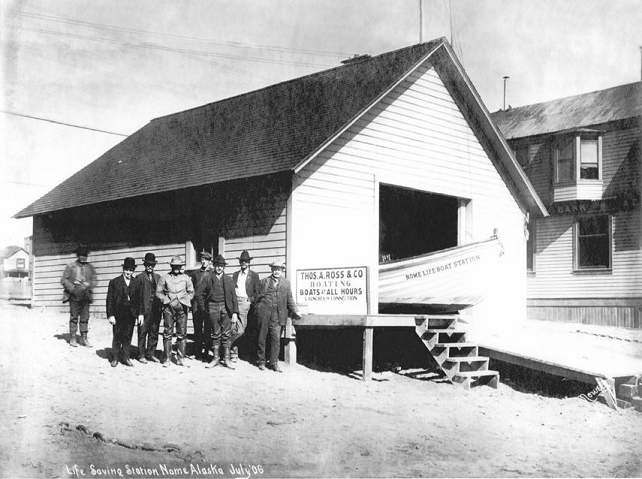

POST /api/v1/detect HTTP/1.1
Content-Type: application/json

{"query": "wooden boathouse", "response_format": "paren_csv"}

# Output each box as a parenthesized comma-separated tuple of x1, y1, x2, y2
(492, 82, 642, 329)
(15, 38, 549, 385)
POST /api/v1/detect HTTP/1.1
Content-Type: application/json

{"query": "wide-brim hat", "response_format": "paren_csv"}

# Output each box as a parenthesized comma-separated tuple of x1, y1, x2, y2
(143, 252, 158, 265)
(269, 260, 286, 270)
(200, 251, 212, 261)
(122, 257, 137, 270)
(213, 254, 227, 265)
(169, 255, 185, 266)
(238, 250, 253, 262)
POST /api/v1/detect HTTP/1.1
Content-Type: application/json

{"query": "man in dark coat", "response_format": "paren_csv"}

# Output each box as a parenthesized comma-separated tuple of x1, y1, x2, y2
(188, 251, 213, 360)
(203, 254, 239, 369)
(106, 257, 139, 367)
(254, 260, 301, 372)
(61, 246, 97, 348)
(230, 250, 260, 362)
(134, 252, 162, 363)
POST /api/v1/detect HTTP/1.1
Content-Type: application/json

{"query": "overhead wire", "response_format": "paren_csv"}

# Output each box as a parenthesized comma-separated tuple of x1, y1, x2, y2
(1, 110, 129, 136)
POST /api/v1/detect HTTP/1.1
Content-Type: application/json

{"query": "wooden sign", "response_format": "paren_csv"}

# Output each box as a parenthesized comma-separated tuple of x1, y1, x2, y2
(296, 266, 368, 314)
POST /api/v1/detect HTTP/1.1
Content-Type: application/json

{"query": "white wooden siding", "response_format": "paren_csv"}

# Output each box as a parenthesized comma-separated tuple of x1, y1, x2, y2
(528, 211, 642, 298)
(293, 62, 528, 321)
(33, 243, 185, 315)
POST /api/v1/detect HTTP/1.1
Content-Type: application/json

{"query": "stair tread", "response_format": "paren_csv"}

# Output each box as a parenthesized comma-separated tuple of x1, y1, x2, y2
(434, 342, 477, 348)
(454, 370, 499, 378)
(426, 329, 467, 334)
(443, 356, 489, 363)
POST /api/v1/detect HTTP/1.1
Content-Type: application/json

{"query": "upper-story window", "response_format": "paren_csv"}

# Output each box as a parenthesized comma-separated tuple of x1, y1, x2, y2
(16, 258, 26, 269)
(554, 130, 602, 184)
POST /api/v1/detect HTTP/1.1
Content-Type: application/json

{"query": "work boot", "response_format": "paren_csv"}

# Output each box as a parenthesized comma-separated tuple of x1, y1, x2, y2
(230, 345, 239, 363)
(162, 340, 172, 368)
(206, 343, 220, 368)
(80, 332, 92, 348)
(222, 345, 235, 370)
(69, 322, 78, 347)
(176, 340, 188, 367)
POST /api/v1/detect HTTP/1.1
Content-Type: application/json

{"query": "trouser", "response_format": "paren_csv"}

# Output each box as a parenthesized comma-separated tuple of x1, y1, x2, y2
(163, 303, 187, 342)
(208, 302, 231, 356)
(231, 298, 251, 353)
(69, 293, 91, 334)
(257, 309, 282, 366)
(137, 308, 161, 359)
(112, 307, 135, 361)
(192, 305, 209, 352)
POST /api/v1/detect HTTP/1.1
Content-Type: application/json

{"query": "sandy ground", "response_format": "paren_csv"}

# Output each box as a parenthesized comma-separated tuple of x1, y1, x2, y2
(0, 303, 640, 478)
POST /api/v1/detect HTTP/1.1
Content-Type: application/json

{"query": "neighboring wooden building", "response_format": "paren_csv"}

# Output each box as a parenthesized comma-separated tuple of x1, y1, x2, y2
(15, 38, 546, 321)
(0, 245, 30, 300)
(492, 82, 642, 328)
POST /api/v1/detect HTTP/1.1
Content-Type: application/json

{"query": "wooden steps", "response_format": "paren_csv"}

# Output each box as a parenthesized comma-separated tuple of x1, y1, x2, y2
(415, 314, 499, 390)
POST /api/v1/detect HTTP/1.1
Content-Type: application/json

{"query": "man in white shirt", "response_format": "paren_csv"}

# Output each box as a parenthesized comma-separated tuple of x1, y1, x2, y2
(230, 250, 260, 363)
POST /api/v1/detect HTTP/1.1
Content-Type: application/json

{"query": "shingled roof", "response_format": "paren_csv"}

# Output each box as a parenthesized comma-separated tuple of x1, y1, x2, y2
(16, 36, 547, 219)
(491, 81, 642, 140)
(16, 39, 447, 218)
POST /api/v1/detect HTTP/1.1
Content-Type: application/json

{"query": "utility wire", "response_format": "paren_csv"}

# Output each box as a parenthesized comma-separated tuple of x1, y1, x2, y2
(1, 110, 128, 137)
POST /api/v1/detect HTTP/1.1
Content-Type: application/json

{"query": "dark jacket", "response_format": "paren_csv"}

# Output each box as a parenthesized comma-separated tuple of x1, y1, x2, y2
(61, 260, 96, 303)
(203, 273, 239, 318)
(255, 276, 299, 326)
(133, 271, 161, 317)
(188, 267, 213, 310)
(106, 275, 136, 319)
(231, 269, 261, 303)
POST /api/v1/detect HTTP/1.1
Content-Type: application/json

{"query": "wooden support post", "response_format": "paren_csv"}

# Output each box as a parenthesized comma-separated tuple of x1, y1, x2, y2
(595, 377, 618, 411)
(284, 317, 297, 365)
(362, 327, 373, 381)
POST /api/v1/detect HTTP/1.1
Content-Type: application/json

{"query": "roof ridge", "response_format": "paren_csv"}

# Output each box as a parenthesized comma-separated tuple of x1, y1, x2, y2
(150, 38, 447, 122)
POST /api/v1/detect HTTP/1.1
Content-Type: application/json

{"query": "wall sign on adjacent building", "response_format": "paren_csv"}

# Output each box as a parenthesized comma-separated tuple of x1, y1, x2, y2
(296, 266, 368, 314)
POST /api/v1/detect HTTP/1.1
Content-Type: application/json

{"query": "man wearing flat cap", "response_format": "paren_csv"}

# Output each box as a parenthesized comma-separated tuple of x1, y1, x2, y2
(188, 251, 213, 360)
(254, 260, 301, 372)
(203, 254, 239, 369)
(133, 253, 162, 363)
(106, 257, 139, 367)
(230, 250, 260, 363)
(61, 246, 97, 348)
(156, 256, 194, 367)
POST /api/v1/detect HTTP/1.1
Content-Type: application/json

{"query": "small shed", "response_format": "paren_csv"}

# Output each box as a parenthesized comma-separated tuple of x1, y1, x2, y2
(0, 245, 31, 300)
(15, 37, 546, 322)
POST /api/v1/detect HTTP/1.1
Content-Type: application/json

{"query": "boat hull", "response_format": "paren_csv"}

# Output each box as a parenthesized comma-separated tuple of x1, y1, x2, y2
(378, 237, 503, 314)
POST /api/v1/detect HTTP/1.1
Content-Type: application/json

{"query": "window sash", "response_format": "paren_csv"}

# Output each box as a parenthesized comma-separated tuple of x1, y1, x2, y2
(575, 215, 610, 269)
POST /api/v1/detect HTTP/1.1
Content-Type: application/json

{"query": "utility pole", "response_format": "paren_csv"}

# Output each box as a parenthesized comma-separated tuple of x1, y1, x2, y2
(419, 0, 423, 43)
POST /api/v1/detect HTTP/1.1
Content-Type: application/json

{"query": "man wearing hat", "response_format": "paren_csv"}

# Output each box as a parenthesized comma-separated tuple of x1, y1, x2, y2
(61, 246, 97, 348)
(203, 254, 239, 369)
(188, 251, 213, 360)
(254, 260, 301, 372)
(230, 250, 260, 363)
(156, 255, 194, 367)
(106, 257, 139, 367)
(133, 253, 162, 363)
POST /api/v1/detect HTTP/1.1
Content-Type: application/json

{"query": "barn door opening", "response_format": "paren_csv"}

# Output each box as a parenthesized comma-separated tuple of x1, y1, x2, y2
(379, 184, 461, 263)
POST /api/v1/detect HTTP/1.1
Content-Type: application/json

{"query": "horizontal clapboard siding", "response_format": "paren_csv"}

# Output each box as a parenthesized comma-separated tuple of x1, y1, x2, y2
(223, 205, 287, 279)
(529, 211, 642, 299)
(33, 243, 185, 316)
(601, 125, 640, 193)
(293, 62, 528, 320)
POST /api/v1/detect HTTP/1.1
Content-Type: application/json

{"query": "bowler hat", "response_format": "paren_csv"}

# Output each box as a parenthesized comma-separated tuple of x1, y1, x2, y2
(122, 257, 136, 270)
(213, 254, 226, 265)
(76, 246, 89, 257)
(200, 251, 212, 261)
(169, 255, 185, 266)
(143, 252, 158, 265)
(238, 250, 253, 262)
(269, 260, 286, 270)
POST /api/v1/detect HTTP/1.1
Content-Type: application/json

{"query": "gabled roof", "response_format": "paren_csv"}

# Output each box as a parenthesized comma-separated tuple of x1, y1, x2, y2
(491, 81, 642, 140)
(16, 37, 547, 219)
(0, 245, 25, 260)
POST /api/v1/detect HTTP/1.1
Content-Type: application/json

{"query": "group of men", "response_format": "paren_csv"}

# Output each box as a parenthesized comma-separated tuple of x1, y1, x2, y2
(61, 247, 301, 373)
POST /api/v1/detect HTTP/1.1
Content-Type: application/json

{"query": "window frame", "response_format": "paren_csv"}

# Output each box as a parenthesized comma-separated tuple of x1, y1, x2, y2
(553, 131, 602, 185)
(573, 214, 612, 272)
